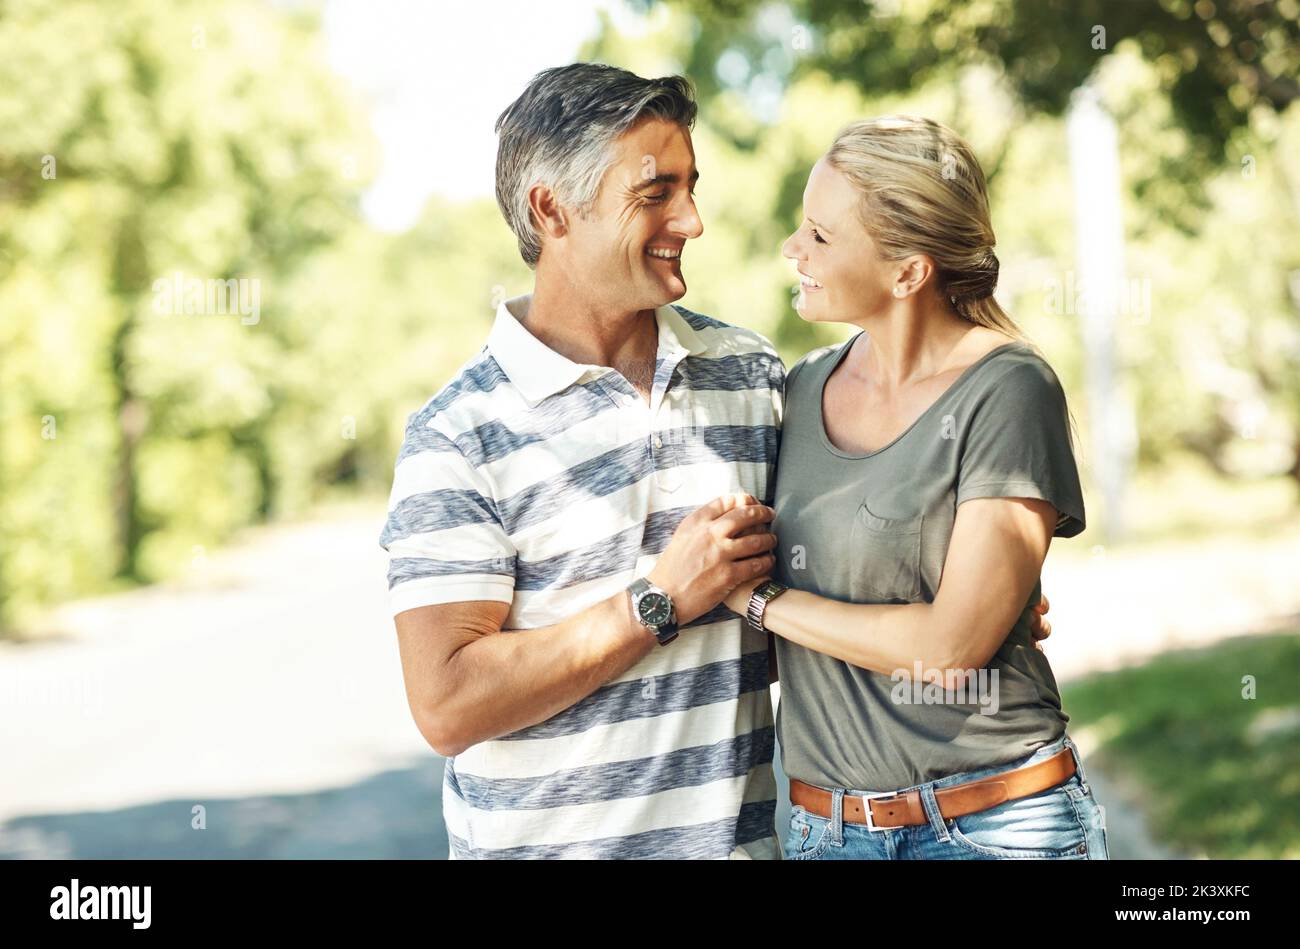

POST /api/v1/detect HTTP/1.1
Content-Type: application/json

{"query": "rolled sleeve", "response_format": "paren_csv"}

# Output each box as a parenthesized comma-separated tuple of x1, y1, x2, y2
(955, 358, 1086, 538)
(379, 423, 516, 617)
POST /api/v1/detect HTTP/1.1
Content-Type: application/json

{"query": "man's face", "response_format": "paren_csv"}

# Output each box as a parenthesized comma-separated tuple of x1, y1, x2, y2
(557, 117, 703, 311)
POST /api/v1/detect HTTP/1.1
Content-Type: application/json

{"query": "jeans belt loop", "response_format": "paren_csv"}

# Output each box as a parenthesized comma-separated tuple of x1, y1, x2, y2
(919, 783, 951, 841)
(829, 788, 845, 844)
(1063, 736, 1088, 787)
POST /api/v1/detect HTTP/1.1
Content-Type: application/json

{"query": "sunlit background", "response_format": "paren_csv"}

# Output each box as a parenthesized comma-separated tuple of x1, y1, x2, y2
(2, 0, 1298, 860)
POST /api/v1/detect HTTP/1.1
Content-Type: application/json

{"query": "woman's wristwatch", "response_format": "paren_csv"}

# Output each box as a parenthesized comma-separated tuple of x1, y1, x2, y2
(745, 580, 789, 631)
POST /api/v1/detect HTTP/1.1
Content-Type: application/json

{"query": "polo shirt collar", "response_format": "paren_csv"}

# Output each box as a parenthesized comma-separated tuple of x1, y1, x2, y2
(487, 295, 592, 406)
(487, 295, 708, 405)
(656, 300, 709, 359)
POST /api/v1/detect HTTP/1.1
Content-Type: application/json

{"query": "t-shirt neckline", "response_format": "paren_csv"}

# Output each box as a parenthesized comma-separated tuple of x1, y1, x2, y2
(816, 332, 1027, 460)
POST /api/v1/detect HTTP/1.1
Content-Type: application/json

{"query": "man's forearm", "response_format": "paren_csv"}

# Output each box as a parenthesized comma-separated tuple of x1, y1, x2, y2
(433, 590, 657, 756)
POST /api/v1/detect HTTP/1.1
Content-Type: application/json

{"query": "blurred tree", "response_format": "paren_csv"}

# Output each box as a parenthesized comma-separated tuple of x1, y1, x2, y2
(0, 0, 374, 628)
(666, 0, 1300, 231)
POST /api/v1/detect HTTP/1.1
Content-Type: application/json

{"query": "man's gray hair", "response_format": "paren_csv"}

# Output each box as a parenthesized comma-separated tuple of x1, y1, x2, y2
(494, 62, 698, 267)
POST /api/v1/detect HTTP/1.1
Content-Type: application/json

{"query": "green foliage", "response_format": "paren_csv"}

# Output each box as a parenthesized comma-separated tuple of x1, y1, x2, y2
(1062, 631, 1300, 858)
(670, 0, 1300, 227)
(0, 0, 377, 628)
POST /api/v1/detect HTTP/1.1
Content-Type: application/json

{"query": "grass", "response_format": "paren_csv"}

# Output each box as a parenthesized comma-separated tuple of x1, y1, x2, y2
(1061, 629, 1300, 859)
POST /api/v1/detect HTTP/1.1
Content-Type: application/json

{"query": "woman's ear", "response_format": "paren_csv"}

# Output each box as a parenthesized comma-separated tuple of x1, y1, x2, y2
(895, 255, 936, 298)
(527, 182, 568, 243)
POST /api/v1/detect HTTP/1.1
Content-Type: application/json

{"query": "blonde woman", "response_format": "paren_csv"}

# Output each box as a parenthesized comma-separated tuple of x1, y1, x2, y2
(725, 116, 1109, 859)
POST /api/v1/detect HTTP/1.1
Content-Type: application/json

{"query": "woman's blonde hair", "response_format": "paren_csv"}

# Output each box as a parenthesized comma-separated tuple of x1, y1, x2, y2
(826, 115, 1023, 338)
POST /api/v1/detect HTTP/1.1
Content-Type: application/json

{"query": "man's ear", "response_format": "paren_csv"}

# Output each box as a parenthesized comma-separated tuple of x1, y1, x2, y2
(527, 182, 568, 243)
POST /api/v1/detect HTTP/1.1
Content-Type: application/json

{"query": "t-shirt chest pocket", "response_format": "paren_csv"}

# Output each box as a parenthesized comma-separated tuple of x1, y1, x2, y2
(849, 501, 924, 603)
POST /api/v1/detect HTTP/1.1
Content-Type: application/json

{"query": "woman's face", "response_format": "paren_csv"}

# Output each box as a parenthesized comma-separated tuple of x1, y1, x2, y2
(781, 156, 895, 325)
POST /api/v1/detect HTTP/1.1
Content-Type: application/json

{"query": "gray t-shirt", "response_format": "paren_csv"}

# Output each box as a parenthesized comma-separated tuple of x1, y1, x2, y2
(772, 333, 1086, 792)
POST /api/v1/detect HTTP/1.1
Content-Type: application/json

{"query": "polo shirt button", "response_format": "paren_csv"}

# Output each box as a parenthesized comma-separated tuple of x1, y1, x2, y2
(653, 435, 663, 449)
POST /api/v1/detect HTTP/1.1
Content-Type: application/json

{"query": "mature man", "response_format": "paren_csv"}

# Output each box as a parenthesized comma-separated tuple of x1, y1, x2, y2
(378, 63, 785, 858)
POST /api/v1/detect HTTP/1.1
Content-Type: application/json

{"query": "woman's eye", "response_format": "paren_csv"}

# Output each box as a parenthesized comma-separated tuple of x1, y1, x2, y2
(812, 228, 826, 244)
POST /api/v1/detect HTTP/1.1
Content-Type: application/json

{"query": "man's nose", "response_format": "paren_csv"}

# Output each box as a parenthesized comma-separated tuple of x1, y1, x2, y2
(672, 194, 704, 239)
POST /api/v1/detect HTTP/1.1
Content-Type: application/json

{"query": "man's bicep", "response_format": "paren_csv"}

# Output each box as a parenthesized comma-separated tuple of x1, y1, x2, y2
(394, 599, 511, 734)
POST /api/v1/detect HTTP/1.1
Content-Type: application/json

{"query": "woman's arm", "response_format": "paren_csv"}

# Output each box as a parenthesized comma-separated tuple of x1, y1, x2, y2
(727, 497, 1056, 684)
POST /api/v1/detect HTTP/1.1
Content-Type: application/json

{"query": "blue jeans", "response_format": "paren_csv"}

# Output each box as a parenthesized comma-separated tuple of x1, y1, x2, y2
(785, 733, 1110, 860)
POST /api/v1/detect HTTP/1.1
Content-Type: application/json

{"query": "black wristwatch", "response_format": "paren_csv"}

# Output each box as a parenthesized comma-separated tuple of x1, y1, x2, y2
(629, 578, 679, 646)
(745, 580, 788, 632)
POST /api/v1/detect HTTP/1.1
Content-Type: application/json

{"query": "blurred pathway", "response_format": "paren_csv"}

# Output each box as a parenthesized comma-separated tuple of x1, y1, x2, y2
(1040, 530, 1300, 682)
(0, 500, 445, 858)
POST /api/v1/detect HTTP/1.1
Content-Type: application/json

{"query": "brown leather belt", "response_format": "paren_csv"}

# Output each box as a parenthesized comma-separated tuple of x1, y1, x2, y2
(790, 747, 1076, 832)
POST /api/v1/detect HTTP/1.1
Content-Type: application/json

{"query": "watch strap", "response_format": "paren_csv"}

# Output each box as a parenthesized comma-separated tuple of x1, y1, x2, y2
(745, 580, 788, 631)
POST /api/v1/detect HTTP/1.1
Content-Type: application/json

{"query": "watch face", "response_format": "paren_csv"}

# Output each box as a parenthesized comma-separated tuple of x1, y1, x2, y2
(638, 592, 673, 627)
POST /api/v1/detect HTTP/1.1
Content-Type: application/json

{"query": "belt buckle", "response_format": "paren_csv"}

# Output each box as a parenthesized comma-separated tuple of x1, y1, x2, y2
(857, 790, 900, 833)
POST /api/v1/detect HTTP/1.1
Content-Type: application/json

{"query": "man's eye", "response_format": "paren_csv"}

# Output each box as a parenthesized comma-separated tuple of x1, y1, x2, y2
(645, 192, 668, 203)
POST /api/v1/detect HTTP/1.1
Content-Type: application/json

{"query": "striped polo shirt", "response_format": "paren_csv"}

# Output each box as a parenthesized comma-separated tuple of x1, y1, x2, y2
(378, 294, 785, 859)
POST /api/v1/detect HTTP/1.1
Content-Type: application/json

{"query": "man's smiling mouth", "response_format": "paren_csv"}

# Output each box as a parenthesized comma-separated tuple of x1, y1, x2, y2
(646, 246, 682, 259)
